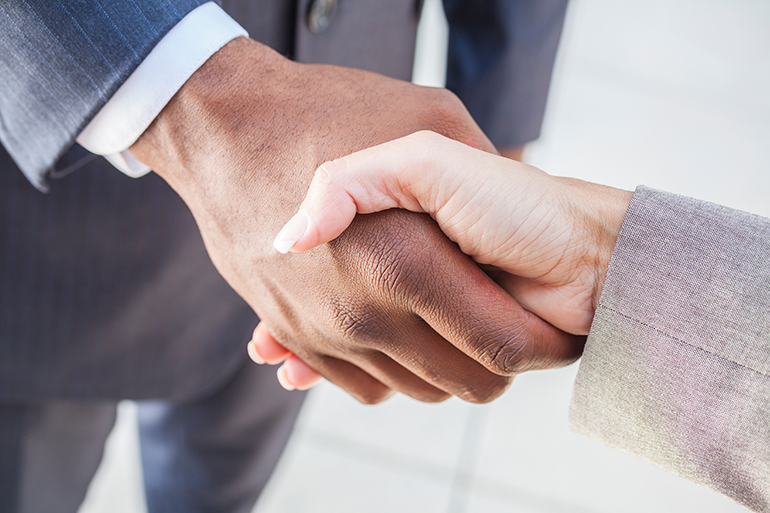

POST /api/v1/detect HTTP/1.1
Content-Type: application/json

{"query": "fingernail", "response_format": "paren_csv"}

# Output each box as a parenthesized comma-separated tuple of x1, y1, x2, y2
(247, 341, 265, 364)
(297, 376, 322, 391)
(276, 365, 295, 391)
(273, 211, 308, 254)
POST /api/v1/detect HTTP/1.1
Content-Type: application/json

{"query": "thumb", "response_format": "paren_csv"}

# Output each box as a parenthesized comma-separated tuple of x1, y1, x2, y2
(273, 131, 451, 253)
(272, 159, 365, 254)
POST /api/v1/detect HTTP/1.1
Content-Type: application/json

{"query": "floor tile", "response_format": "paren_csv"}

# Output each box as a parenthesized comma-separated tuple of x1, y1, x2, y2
(293, 381, 474, 471)
(254, 435, 453, 513)
(463, 483, 581, 513)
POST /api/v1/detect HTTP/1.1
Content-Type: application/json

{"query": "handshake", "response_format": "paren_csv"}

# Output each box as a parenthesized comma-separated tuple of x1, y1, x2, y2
(129, 37, 770, 510)
(250, 131, 633, 393)
(131, 38, 632, 405)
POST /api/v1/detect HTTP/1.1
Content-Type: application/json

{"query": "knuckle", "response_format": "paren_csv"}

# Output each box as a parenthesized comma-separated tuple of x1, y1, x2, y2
(329, 299, 389, 348)
(372, 246, 421, 295)
(422, 89, 468, 129)
(429, 88, 464, 114)
(327, 210, 440, 302)
(314, 157, 347, 185)
(410, 129, 445, 144)
(361, 214, 435, 297)
(476, 324, 537, 376)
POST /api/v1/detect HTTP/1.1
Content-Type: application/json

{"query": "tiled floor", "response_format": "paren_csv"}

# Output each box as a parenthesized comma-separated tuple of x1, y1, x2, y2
(79, 1, 768, 512)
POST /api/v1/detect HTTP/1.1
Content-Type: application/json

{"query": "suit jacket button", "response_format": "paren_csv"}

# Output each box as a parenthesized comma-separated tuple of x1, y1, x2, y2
(307, 0, 337, 34)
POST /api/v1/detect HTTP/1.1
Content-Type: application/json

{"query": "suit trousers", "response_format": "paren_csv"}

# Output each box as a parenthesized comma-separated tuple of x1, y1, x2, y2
(0, 358, 306, 513)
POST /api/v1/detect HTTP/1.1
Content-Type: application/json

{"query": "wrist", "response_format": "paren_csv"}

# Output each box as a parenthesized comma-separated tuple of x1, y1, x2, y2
(557, 177, 633, 311)
(129, 36, 309, 276)
(130, 37, 291, 198)
(587, 185, 633, 309)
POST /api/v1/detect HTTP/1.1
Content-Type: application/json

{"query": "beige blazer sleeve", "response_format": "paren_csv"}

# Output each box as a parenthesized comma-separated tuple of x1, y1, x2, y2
(570, 186, 770, 512)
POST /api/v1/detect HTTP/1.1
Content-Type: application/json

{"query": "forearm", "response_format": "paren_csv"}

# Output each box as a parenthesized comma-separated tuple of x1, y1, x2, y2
(571, 186, 770, 511)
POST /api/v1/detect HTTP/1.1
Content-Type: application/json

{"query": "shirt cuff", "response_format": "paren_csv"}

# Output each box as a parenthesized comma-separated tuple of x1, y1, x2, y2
(75, 2, 248, 178)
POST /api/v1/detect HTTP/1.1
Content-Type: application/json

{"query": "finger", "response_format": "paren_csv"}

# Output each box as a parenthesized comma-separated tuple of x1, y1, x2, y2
(405, 221, 586, 376)
(386, 323, 513, 403)
(302, 354, 395, 405)
(247, 340, 266, 365)
(370, 319, 513, 404)
(490, 271, 596, 336)
(273, 131, 458, 254)
(344, 349, 453, 403)
(278, 354, 323, 390)
(276, 347, 455, 401)
(261, 324, 397, 403)
(288, 337, 451, 403)
(250, 322, 292, 364)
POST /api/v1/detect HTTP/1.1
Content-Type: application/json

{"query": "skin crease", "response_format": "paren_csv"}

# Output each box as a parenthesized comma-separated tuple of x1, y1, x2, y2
(253, 133, 633, 390)
(131, 37, 584, 404)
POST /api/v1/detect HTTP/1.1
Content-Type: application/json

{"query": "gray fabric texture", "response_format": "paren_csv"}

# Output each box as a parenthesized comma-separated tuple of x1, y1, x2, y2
(137, 359, 306, 513)
(294, 0, 420, 82)
(0, 145, 252, 402)
(571, 186, 770, 512)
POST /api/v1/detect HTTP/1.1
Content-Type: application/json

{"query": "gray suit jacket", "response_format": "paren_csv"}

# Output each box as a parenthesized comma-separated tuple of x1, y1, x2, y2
(0, 0, 567, 401)
(571, 186, 770, 512)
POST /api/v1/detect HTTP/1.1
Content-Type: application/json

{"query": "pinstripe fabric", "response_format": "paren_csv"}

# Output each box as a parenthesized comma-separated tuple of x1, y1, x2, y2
(0, 0, 207, 190)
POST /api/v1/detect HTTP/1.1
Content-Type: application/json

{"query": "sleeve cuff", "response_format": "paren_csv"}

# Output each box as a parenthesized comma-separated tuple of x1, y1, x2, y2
(75, 2, 248, 178)
(569, 186, 770, 510)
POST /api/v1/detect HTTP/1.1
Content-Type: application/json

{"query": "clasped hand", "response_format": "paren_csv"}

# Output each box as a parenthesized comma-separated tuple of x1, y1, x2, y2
(253, 131, 632, 391)
(133, 38, 599, 404)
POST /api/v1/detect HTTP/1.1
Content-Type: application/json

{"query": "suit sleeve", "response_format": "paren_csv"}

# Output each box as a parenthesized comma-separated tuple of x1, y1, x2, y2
(0, 0, 208, 190)
(442, 0, 568, 149)
(570, 186, 770, 512)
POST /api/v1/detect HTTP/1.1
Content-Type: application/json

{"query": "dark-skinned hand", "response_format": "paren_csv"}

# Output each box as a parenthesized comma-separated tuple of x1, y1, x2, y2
(131, 38, 584, 404)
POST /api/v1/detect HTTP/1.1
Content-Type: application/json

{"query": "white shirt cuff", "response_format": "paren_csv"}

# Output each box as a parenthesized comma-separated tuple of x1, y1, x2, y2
(76, 2, 248, 178)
